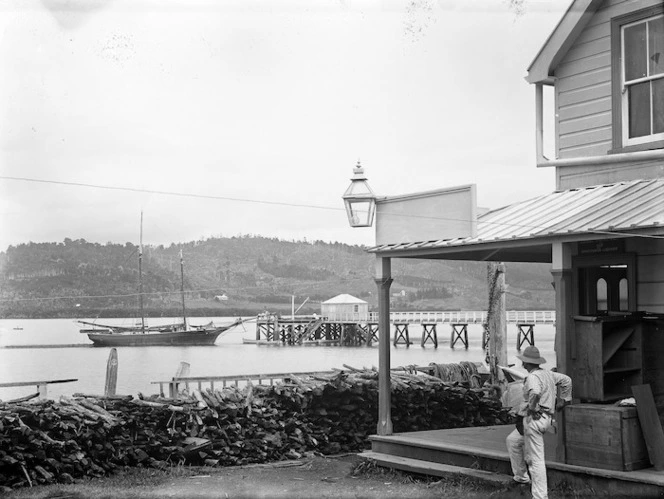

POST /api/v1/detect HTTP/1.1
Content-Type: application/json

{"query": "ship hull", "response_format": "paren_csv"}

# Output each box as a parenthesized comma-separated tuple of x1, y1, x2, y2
(86, 328, 226, 347)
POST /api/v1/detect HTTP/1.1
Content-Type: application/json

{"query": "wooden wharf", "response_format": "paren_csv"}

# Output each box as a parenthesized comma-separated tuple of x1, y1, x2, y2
(252, 311, 554, 349)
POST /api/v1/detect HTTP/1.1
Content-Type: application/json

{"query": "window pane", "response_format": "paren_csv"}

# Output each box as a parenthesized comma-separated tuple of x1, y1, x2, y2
(629, 81, 651, 137)
(619, 278, 629, 311)
(649, 17, 664, 76)
(625, 22, 648, 81)
(654, 78, 664, 134)
(597, 278, 608, 312)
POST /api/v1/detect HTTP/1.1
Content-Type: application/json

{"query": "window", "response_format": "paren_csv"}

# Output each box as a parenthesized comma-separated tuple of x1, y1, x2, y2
(574, 253, 636, 315)
(612, 7, 664, 150)
(619, 278, 629, 311)
(596, 278, 608, 312)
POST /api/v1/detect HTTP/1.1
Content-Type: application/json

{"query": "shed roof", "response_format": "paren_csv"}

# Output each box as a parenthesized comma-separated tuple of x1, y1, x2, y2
(322, 294, 368, 305)
(368, 179, 664, 263)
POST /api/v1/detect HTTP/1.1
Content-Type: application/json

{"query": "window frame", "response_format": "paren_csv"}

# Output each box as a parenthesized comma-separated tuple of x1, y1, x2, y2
(572, 252, 637, 315)
(611, 5, 664, 152)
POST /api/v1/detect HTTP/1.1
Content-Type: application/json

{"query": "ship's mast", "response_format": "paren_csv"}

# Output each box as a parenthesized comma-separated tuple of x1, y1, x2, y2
(138, 212, 146, 333)
(180, 249, 187, 329)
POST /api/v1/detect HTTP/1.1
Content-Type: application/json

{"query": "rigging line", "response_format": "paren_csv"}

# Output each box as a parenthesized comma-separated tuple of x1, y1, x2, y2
(2, 175, 664, 240)
(0, 287, 227, 303)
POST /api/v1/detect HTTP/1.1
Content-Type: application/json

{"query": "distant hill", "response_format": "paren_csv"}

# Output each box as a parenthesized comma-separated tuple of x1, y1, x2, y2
(0, 236, 554, 319)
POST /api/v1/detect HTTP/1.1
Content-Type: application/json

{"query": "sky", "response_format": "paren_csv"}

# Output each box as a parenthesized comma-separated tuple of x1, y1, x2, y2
(0, 0, 569, 251)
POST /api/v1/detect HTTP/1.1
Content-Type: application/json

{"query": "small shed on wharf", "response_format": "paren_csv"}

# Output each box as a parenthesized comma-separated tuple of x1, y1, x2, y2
(342, 0, 664, 481)
(321, 294, 369, 322)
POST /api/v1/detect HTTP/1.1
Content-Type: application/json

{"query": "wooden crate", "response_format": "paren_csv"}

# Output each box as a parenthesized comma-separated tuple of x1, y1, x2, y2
(565, 404, 649, 471)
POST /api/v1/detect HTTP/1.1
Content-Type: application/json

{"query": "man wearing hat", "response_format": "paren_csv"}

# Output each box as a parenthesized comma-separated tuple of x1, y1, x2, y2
(505, 345, 572, 499)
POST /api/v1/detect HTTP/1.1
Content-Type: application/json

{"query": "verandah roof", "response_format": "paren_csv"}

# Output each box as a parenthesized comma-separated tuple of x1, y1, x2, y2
(368, 179, 664, 263)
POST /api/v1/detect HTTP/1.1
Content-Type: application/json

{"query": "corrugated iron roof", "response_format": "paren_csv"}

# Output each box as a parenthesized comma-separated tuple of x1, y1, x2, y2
(368, 179, 664, 254)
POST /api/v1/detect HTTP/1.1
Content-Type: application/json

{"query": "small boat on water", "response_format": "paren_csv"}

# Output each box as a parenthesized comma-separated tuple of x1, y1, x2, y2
(78, 213, 245, 347)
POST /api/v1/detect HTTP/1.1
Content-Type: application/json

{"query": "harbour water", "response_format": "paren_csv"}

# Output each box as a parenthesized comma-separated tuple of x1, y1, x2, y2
(0, 317, 556, 401)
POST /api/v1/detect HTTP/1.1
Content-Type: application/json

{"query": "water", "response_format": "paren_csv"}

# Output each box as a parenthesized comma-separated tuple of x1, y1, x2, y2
(0, 317, 556, 400)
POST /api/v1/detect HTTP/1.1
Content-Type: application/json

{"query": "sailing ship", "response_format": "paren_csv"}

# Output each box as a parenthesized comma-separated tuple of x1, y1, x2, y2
(79, 215, 243, 346)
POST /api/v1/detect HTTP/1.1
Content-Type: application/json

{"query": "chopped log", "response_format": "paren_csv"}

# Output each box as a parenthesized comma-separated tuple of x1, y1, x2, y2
(59, 397, 116, 425)
(6, 392, 39, 404)
(192, 390, 208, 409)
(73, 393, 134, 401)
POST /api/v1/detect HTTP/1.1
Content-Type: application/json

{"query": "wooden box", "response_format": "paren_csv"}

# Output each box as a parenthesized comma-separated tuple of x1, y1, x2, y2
(565, 403, 649, 471)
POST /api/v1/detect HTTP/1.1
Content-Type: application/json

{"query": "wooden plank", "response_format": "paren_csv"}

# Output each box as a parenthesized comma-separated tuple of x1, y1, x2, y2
(632, 384, 664, 471)
(104, 348, 118, 397)
(0, 379, 78, 388)
(359, 451, 514, 486)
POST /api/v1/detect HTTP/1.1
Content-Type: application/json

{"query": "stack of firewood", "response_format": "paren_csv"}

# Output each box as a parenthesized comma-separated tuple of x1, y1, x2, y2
(0, 367, 512, 490)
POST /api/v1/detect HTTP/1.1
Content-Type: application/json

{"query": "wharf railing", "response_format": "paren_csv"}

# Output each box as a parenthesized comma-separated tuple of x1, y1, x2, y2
(324, 310, 555, 324)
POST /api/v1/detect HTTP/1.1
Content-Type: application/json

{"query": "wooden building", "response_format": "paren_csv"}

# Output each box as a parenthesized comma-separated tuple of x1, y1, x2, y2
(359, 0, 664, 479)
(321, 293, 369, 322)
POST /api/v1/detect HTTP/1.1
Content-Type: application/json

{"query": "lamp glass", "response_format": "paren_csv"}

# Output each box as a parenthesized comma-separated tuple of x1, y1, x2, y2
(344, 198, 375, 227)
(342, 163, 376, 228)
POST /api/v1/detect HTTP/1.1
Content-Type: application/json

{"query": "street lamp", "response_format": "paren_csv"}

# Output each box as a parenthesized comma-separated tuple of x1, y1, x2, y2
(342, 161, 376, 227)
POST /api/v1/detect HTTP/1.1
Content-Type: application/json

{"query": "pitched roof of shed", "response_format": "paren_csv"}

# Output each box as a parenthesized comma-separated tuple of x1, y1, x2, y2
(368, 179, 664, 261)
(322, 294, 368, 305)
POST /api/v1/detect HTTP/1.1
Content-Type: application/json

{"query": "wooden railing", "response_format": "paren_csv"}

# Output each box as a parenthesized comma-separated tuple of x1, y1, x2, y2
(323, 310, 555, 324)
(0, 378, 78, 401)
(151, 371, 334, 398)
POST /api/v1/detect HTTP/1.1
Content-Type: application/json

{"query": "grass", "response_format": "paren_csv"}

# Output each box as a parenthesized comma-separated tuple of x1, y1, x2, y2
(4, 466, 203, 499)
(350, 458, 527, 499)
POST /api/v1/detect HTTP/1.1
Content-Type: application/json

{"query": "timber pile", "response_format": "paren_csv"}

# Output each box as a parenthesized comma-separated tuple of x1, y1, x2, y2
(0, 368, 511, 489)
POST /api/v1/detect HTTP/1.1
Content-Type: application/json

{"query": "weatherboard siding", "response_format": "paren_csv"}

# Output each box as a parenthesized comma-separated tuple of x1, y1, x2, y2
(553, 0, 664, 189)
(558, 160, 664, 189)
(631, 239, 664, 313)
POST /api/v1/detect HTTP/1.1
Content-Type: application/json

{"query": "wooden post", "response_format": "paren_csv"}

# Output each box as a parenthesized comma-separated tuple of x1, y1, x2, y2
(104, 348, 118, 397)
(552, 242, 573, 463)
(170, 361, 191, 398)
(375, 256, 393, 436)
(487, 263, 507, 387)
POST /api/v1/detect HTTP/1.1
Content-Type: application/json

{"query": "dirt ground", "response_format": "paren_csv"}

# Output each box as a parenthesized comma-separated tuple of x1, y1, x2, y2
(4, 454, 536, 499)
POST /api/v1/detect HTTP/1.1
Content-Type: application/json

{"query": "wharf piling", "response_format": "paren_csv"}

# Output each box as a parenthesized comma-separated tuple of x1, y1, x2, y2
(392, 323, 412, 346)
(450, 323, 469, 349)
(516, 323, 536, 350)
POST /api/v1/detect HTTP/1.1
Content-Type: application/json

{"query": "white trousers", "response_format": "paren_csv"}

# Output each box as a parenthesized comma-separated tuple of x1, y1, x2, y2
(505, 413, 552, 499)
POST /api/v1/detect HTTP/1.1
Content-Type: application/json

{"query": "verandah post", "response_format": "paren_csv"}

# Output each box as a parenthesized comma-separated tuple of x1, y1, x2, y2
(552, 242, 573, 463)
(375, 256, 393, 435)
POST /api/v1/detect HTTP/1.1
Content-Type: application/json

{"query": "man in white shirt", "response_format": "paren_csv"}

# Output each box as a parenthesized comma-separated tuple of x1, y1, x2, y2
(505, 346, 572, 499)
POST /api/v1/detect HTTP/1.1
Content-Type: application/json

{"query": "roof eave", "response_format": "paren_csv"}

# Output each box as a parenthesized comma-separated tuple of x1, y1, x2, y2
(526, 0, 604, 85)
(368, 228, 663, 263)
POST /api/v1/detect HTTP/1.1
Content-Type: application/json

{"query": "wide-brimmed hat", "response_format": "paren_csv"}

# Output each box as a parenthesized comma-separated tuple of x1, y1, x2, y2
(516, 346, 547, 365)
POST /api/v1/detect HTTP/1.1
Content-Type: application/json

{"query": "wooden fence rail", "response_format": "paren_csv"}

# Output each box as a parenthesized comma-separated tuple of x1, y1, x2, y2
(0, 379, 78, 400)
(151, 371, 334, 398)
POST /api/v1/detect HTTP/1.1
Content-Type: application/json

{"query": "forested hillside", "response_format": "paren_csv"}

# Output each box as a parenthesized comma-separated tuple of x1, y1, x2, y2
(0, 236, 554, 318)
